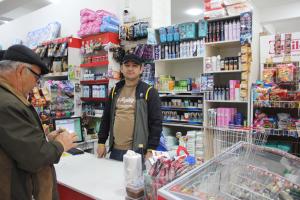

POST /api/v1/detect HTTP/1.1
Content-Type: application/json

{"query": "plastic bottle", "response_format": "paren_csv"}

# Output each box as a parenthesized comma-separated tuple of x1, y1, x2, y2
(220, 21, 224, 41)
(236, 20, 240, 41)
(224, 21, 229, 41)
(228, 20, 233, 41)
(235, 83, 240, 101)
(197, 40, 201, 57)
(180, 42, 183, 58)
(165, 45, 168, 59)
(232, 20, 237, 40)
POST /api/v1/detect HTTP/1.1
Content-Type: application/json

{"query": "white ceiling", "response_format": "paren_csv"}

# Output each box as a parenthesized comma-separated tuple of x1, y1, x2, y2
(171, 0, 204, 24)
(250, 0, 299, 9)
(0, 0, 51, 25)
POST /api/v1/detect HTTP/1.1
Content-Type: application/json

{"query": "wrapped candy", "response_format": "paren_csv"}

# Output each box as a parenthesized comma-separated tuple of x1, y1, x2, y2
(263, 68, 276, 83)
(277, 64, 296, 83)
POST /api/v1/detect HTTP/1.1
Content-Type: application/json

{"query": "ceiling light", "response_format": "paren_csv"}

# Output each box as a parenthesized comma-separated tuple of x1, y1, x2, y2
(1, 20, 9, 24)
(185, 8, 203, 16)
(47, 0, 60, 4)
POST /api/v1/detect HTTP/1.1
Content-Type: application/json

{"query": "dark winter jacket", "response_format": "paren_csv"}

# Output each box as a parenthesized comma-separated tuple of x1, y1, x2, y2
(0, 78, 64, 200)
(98, 79, 162, 151)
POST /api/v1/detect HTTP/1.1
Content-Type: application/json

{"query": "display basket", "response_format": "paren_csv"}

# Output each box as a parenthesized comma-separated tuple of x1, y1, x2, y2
(158, 141, 300, 200)
(205, 127, 268, 158)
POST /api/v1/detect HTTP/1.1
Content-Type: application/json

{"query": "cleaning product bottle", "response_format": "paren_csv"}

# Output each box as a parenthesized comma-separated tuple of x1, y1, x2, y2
(232, 20, 237, 40)
(228, 20, 232, 41)
(224, 21, 229, 41)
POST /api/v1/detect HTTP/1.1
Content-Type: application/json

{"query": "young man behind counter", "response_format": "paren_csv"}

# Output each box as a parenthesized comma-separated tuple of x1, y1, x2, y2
(97, 54, 162, 161)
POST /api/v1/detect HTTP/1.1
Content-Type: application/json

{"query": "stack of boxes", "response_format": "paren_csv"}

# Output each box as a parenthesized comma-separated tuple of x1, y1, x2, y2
(240, 44, 252, 101)
(186, 130, 205, 158)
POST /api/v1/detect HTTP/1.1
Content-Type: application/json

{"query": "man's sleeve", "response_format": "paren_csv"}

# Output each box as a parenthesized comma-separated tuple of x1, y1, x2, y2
(0, 103, 64, 173)
(98, 90, 112, 144)
(147, 88, 162, 150)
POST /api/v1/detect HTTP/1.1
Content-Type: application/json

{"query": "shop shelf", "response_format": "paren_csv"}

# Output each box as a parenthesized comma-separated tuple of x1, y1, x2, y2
(160, 94, 203, 98)
(43, 72, 68, 78)
(205, 100, 248, 103)
(205, 40, 240, 48)
(81, 32, 120, 45)
(159, 91, 203, 95)
(85, 115, 103, 118)
(80, 79, 109, 85)
(161, 106, 202, 112)
(154, 56, 203, 63)
(163, 119, 203, 125)
(204, 69, 243, 74)
(163, 122, 203, 129)
(80, 97, 109, 102)
(206, 15, 240, 22)
(80, 60, 109, 68)
(260, 128, 299, 138)
(253, 100, 300, 109)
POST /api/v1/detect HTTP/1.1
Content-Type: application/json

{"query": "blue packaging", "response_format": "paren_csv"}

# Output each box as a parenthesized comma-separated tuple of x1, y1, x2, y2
(166, 26, 174, 42)
(159, 27, 167, 43)
(179, 22, 197, 40)
(198, 20, 208, 38)
(234, 112, 243, 126)
(173, 25, 180, 41)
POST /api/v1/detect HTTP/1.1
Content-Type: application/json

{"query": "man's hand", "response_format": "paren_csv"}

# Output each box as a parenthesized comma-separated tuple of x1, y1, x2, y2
(97, 144, 106, 158)
(46, 128, 64, 141)
(55, 131, 78, 152)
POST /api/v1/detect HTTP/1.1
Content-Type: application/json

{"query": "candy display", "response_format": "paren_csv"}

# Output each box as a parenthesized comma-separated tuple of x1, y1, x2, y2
(29, 86, 51, 123)
(158, 142, 300, 200)
(144, 152, 203, 200)
(29, 81, 74, 128)
(263, 68, 276, 83)
(277, 63, 297, 83)
(253, 109, 299, 131)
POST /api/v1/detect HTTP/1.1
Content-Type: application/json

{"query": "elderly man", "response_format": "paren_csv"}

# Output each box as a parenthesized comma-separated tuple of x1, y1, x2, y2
(0, 45, 78, 200)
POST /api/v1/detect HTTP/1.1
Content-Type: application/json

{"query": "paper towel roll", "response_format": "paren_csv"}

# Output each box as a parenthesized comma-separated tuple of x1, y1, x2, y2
(123, 150, 143, 188)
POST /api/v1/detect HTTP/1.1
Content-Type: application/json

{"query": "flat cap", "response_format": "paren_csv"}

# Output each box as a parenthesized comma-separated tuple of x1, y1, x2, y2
(0, 50, 5, 61)
(3, 44, 49, 74)
(122, 53, 143, 65)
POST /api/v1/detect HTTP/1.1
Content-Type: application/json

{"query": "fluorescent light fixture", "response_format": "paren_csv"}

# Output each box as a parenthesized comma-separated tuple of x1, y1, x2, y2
(47, 0, 60, 3)
(185, 8, 203, 16)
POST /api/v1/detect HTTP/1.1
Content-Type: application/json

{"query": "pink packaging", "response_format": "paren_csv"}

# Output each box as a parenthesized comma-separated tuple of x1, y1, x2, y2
(217, 108, 222, 127)
(229, 80, 240, 100)
(225, 108, 231, 127)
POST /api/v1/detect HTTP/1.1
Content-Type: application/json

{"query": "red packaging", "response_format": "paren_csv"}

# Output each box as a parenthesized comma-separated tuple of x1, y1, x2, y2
(276, 64, 296, 83)
(263, 68, 276, 83)
(204, 0, 224, 11)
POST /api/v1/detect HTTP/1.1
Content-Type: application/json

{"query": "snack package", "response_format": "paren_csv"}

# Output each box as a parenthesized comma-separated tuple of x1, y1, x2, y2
(277, 113, 291, 129)
(270, 88, 288, 101)
(263, 68, 276, 83)
(277, 64, 296, 83)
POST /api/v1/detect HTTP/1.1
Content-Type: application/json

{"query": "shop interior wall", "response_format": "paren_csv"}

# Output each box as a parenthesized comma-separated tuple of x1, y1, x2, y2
(0, 0, 152, 49)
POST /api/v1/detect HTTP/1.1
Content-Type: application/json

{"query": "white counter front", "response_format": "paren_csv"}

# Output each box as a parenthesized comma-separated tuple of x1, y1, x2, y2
(55, 153, 126, 200)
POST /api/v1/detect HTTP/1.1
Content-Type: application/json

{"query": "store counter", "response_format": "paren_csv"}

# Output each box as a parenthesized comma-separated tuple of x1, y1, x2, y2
(55, 153, 126, 200)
